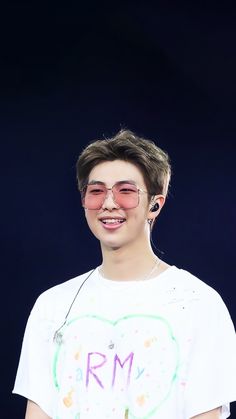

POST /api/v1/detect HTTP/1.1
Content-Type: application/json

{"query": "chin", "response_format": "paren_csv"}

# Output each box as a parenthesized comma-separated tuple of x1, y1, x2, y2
(101, 235, 136, 252)
(101, 240, 123, 251)
(107, 245, 121, 251)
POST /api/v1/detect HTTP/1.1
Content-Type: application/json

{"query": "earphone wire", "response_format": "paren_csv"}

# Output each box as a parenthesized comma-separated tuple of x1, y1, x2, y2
(53, 268, 96, 343)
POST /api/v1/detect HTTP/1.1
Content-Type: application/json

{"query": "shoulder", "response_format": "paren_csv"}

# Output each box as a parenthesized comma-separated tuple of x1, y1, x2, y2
(171, 266, 221, 296)
(170, 266, 234, 322)
(31, 268, 98, 319)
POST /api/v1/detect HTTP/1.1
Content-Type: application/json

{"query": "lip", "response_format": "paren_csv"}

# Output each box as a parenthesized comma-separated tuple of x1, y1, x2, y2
(101, 222, 124, 230)
(99, 216, 126, 230)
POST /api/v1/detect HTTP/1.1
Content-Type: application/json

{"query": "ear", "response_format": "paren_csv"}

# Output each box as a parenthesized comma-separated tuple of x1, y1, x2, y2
(148, 195, 166, 221)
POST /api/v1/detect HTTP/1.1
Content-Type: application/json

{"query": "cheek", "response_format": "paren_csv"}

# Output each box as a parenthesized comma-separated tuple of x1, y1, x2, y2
(129, 209, 149, 230)
(84, 211, 96, 230)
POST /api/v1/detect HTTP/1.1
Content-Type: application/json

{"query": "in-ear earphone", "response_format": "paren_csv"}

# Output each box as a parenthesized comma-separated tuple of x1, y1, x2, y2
(150, 203, 159, 212)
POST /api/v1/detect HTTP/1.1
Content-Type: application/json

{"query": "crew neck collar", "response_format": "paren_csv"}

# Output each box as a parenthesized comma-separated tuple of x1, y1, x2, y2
(95, 265, 177, 290)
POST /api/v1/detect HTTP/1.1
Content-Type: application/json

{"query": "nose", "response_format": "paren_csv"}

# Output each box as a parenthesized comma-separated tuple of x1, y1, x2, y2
(101, 188, 119, 210)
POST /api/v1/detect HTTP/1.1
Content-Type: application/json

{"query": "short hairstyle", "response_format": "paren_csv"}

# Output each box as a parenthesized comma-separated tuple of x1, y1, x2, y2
(76, 129, 171, 199)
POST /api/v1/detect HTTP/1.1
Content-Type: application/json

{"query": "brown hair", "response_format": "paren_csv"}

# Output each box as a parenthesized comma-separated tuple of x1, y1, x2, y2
(76, 129, 171, 199)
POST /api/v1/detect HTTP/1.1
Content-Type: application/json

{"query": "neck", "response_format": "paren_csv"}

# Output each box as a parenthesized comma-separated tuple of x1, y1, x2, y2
(99, 242, 159, 281)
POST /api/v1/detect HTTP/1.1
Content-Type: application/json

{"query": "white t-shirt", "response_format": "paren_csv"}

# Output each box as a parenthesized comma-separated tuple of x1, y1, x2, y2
(13, 266, 236, 419)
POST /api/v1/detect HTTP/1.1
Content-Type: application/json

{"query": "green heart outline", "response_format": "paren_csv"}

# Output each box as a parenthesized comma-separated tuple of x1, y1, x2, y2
(53, 313, 180, 419)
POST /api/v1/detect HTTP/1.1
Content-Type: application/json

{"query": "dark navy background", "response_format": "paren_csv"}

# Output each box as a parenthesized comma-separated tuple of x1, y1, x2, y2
(1, 2, 235, 418)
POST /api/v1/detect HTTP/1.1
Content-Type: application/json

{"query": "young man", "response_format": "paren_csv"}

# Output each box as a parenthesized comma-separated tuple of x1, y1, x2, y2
(13, 130, 236, 419)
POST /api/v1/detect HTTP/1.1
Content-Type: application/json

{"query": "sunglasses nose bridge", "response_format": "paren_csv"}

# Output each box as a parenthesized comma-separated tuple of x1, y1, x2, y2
(102, 186, 119, 208)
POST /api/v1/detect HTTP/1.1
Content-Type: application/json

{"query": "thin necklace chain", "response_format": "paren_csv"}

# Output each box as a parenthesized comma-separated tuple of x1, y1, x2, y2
(143, 257, 161, 281)
(99, 257, 161, 282)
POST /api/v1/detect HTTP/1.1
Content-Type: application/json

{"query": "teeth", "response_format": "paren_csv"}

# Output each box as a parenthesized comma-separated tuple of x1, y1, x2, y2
(102, 219, 124, 224)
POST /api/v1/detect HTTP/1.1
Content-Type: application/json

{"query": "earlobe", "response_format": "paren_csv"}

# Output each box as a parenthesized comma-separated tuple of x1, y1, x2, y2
(147, 196, 165, 229)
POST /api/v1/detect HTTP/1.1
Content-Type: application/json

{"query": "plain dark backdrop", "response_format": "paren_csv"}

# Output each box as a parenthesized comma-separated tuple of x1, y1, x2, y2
(1, 2, 236, 418)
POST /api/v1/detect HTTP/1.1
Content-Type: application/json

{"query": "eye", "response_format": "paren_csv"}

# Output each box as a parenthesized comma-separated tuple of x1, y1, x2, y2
(118, 184, 138, 194)
(87, 186, 105, 195)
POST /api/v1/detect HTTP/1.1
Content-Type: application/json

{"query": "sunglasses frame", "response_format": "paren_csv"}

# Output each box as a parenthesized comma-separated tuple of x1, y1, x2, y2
(81, 180, 148, 210)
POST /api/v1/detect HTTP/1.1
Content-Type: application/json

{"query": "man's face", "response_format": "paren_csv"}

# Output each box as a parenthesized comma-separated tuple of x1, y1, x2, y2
(84, 159, 155, 252)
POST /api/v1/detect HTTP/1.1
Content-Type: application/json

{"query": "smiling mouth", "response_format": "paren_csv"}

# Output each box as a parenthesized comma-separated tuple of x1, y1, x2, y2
(101, 218, 125, 225)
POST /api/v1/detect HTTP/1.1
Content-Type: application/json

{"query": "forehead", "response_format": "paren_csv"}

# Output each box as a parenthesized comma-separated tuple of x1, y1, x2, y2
(88, 160, 145, 186)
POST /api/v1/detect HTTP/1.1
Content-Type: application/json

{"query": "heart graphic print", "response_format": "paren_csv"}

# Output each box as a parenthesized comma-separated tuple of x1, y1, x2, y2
(53, 314, 180, 418)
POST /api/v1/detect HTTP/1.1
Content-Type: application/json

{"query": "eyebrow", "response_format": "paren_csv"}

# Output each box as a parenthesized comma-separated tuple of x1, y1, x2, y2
(87, 180, 137, 186)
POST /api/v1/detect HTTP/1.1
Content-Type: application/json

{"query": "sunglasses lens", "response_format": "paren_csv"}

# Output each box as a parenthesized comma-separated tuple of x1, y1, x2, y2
(113, 183, 139, 209)
(83, 184, 107, 209)
(82, 183, 139, 210)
